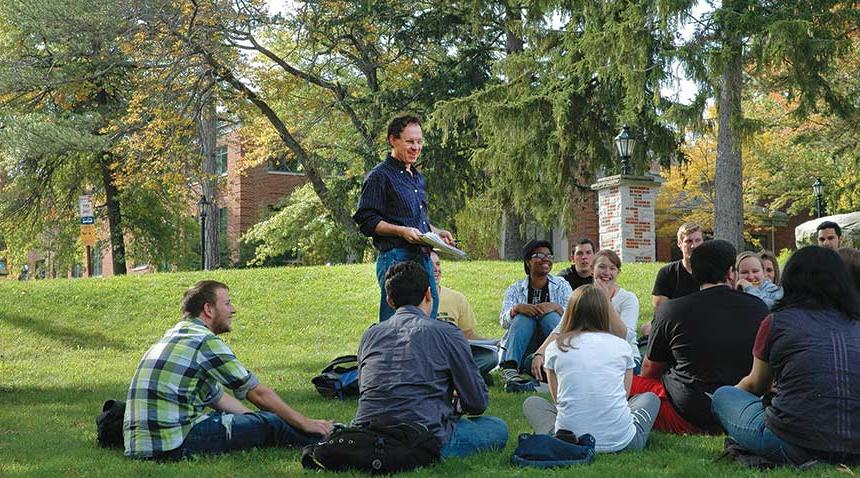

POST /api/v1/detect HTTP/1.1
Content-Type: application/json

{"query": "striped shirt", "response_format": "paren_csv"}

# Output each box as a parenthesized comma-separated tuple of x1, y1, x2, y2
(353, 155, 431, 252)
(123, 318, 259, 458)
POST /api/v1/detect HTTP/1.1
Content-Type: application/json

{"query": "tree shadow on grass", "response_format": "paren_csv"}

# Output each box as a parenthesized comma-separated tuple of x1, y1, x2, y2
(0, 311, 129, 351)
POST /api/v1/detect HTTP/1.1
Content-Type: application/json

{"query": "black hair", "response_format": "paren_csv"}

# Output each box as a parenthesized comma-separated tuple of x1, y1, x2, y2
(181, 280, 228, 318)
(387, 113, 422, 140)
(776, 246, 860, 320)
(574, 237, 595, 250)
(690, 239, 735, 285)
(384, 261, 430, 309)
(523, 239, 553, 275)
(816, 221, 842, 237)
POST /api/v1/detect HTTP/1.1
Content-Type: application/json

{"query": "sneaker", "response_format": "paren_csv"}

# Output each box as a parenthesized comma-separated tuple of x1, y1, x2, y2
(504, 378, 538, 393)
(500, 367, 520, 383)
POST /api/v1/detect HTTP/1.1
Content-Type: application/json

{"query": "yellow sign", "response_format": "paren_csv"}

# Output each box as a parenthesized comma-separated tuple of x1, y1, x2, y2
(80, 224, 96, 247)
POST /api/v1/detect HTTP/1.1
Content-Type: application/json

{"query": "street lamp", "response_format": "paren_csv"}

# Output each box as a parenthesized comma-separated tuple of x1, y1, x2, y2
(812, 177, 825, 218)
(198, 195, 210, 270)
(614, 124, 635, 176)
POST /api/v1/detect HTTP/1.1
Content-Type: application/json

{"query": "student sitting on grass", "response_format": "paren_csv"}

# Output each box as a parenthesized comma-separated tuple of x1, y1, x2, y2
(712, 246, 860, 466)
(735, 251, 783, 309)
(123, 280, 333, 460)
(522, 285, 660, 453)
(532, 249, 642, 378)
(498, 240, 573, 393)
(353, 261, 508, 459)
(758, 250, 781, 285)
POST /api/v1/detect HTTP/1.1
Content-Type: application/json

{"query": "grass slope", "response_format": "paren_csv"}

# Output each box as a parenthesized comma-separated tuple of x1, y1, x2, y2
(0, 261, 853, 477)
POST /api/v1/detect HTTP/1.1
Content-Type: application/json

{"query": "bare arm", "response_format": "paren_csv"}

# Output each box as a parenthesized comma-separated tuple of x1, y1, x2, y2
(374, 220, 423, 243)
(547, 369, 559, 403)
(624, 368, 633, 396)
(651, 295, 668, 314)
(639, 358, 667, 379)
(736, 358, 773, 396)
(246, 384, 333, 437)
(211, 392, 253, 414)
(531, 332, 559, 380)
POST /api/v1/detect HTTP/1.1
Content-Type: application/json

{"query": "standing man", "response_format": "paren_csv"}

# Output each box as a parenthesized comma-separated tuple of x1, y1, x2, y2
(816, 220, 842, 250)
(632, 240, 769, 434)
(353, 113, 454, 322)
(353, 261, 508, 458)
(557, 238, 595, 290)
(123, 281, 332, 460)
(430, 250, 498, 381)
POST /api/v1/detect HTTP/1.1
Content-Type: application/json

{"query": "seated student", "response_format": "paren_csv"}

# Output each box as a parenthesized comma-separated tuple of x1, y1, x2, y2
(353, 261, 508, 459)
(430, 251, 498, 380)
(758, 250, 781, 285)
(532, 249, 642, 378)
(837, 247, 860, 294)
(632, 240, 769, 434)
(557, 238, 595, 290)
(523, 285, 660, 453)
(123, 280, 332, 460)
(735, 251, 783, 309)
(498, 240, 573, 392)
(712, 246, 860, 466)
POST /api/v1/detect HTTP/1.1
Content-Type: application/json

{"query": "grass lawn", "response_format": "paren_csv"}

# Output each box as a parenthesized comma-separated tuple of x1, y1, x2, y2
(0, 260, 854, 477)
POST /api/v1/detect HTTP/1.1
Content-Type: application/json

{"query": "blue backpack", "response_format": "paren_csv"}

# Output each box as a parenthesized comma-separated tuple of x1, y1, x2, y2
(312, 355, 359, 399)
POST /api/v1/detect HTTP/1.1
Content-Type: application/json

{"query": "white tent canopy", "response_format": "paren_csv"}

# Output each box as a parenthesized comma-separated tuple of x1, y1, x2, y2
(795, 212, 860, 249)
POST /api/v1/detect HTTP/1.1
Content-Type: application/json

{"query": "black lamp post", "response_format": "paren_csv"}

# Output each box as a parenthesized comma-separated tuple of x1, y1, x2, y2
(614, 124, 635, 176)
(198, 195, 210, 270)
(813, 177, 825, 218)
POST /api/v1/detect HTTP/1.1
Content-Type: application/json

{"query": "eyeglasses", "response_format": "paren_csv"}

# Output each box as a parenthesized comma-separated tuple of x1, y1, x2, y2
(529, 252, 554, 261)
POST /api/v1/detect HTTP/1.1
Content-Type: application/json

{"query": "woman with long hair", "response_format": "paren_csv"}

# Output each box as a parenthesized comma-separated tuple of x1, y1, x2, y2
(522, 285, 660, 453)
(712, 246, 860, 465)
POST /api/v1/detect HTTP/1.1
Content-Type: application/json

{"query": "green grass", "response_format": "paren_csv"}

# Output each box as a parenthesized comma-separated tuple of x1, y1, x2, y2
(0, 261, 854, 477)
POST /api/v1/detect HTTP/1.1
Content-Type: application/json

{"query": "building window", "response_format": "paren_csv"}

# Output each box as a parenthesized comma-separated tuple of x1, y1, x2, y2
(91, 245, 103, 277)
(268, 155, 301, 173)
(218, 207, 228, 235)
(71, 263, 84, 278)
(215, 146, 228, 175)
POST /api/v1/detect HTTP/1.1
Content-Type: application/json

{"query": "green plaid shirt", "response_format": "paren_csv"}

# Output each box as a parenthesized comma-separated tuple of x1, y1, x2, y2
(123, 318, 259, 458)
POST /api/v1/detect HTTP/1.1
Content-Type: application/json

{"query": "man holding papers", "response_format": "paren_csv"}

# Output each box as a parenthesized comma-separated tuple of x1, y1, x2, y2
(353, 113, 455, 321)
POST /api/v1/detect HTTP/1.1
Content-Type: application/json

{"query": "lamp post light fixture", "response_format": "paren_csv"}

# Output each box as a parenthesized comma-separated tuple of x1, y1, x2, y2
(812, 177, 825, 218)
(198, 195, 210, 270)
(614, 124, 635, 176)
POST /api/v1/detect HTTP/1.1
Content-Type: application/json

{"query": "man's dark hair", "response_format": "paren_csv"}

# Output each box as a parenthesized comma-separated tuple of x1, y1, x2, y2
(778, 246, 860, 320)
(690, 239, 735, 285)
(387, 113, 422, 140)
(574, 237, 595, 250)
(181, 280, 228, 318)
(385, 261, 430, 309)
(816, 220, 842, 237)
(523, 239, 553, 275)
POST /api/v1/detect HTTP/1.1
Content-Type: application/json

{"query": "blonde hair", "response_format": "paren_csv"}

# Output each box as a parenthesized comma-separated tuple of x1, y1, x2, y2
(758, 250, 781, 285)
(555, 285, 611, 352)
(677, 222, 703, 242)
(735, 251, 763, 280)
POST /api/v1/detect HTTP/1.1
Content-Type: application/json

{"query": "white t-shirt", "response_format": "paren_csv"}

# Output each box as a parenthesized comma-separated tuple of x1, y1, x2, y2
(552, 287, 641, 361)
(544, 331, 636, 452)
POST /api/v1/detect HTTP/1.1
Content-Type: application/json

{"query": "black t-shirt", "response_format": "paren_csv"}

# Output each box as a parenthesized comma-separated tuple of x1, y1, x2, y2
(652, 260, 699, 299)
(527, 282, 550, 305)
(646, 286, 769, 430)
(558, 266, 594, 291)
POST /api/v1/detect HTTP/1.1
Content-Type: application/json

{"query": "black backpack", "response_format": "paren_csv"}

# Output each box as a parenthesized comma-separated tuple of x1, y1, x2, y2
(96, 399, 126, 449)
(311, 355, 359, 400)
(301, 420, 441, 474)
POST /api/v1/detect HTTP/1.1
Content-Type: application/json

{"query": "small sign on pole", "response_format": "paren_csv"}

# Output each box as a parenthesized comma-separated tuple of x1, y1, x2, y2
(80, 224, 96, 247)
(79, 195, 94, 225)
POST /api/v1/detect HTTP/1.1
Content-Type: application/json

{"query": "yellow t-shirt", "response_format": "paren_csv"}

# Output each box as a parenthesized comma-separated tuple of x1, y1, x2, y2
(437, 286, 477, 334)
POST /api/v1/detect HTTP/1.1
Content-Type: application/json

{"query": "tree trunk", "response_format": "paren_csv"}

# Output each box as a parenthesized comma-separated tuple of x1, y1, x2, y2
(99, 153, 127, 275)
(500, 2, 525, 261)
(198, 96, 220, 270)
(714, 35, 745, 252)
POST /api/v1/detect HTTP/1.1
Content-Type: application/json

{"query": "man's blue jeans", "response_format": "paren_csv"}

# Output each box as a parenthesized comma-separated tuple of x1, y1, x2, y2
(376, 247, 438, 322)
(175, 411, 321, 458)
(440, 416, 509, 459)
(501, 312, 562, 369)
(711, 386, 815, 465)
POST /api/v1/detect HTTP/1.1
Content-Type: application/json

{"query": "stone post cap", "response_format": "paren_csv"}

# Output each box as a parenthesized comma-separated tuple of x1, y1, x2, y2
(591, 174, 664, 191)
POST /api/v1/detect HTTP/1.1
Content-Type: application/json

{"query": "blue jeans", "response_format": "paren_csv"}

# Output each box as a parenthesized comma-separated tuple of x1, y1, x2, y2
(440, 416, 508, 459)
(501, 312, 562, 368)
(376, 247, 438, 322)
(711, 386, 815, 465)
(175, 411, 321, 458)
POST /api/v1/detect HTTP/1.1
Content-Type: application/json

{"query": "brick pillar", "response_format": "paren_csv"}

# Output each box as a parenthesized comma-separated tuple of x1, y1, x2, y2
(591, 175, 662, 263)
